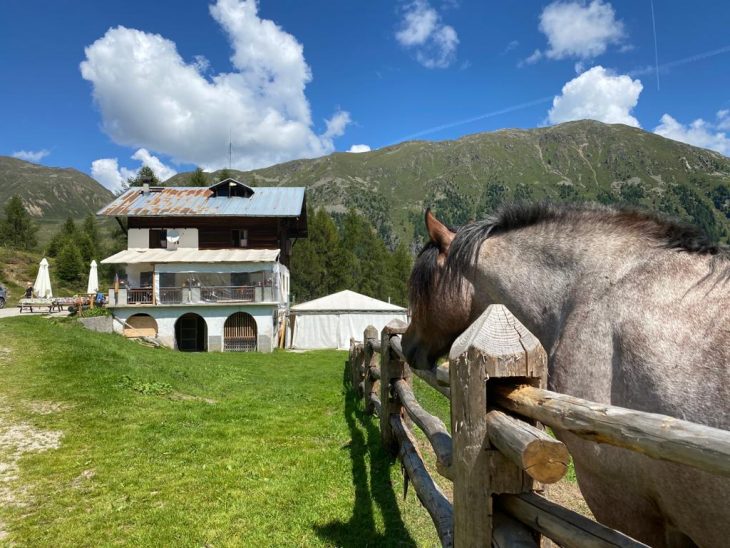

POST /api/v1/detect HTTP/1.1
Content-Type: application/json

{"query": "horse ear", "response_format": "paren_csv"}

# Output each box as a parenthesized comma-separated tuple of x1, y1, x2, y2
(425, 209, 455, 253)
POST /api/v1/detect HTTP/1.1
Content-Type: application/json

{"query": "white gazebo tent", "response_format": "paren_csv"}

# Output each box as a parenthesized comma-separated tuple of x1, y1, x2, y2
(289, 290, 408, 350)
(33, 258, 53, 299)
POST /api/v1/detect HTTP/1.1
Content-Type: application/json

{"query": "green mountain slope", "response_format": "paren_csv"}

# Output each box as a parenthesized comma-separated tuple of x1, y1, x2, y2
(0, 156, 114, 220)
(167, 119, 728, 247)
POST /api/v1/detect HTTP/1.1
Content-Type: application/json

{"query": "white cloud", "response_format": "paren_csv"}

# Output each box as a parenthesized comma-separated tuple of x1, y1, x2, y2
(520, 49, 543, 66)
(396, 0, 459, 69)
(654, 114, 730, 156)
(80, 0, 349, 172)
(91, 149, 177, 192)
(12, 149, 50, 163)
(502, 40, 519, 54)
(534, 0, 625, 62)
(716, 109, 730, 131)
(91, 158, 135, 192)
(130, 148, 177, 181)
(323, 110, 351, 140)
(548, 66, 642, 127)
(348, 144, 371, 153)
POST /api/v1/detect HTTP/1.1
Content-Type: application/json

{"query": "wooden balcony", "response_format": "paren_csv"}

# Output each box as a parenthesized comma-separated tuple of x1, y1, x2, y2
(113, 285, 276, 306)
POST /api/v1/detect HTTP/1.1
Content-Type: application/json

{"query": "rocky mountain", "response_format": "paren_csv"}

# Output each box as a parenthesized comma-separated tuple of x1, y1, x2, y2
(0, 156, 114, 220)
(167, 120, 730, 248)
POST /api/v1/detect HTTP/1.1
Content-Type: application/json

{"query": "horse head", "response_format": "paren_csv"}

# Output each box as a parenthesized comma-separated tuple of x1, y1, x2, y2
(403, 209, 476, 370)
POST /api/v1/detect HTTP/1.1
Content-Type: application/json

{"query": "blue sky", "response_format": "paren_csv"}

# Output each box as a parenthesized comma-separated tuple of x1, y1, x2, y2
(2, 0, 729, 191)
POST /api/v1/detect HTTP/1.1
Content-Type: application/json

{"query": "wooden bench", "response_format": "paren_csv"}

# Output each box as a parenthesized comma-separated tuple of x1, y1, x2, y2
(18, 298, 55, 313)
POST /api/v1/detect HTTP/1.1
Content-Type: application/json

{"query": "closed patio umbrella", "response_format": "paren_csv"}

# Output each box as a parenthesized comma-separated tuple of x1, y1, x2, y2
(34, 258, 52, 298)
(87, 260, 99, 294)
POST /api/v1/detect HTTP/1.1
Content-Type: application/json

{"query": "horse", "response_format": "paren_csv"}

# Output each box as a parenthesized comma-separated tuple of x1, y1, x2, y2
(402, 202, 729, 547)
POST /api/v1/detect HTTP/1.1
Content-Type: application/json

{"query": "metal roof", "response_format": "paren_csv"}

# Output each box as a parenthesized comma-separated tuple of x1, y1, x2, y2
(100, 248, 280, 264)
(97, 186, 306, 217)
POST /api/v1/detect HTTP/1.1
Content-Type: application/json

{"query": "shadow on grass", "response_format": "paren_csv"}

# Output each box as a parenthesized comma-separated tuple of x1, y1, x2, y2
(314, 368, 417, 547)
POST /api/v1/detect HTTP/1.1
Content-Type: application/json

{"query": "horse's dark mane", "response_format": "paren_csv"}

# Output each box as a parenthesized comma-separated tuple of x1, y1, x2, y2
(409, 201, 729, 312)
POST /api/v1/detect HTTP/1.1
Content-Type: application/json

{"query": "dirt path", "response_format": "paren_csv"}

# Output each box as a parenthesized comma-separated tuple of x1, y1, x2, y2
(0, 359, 64, 542)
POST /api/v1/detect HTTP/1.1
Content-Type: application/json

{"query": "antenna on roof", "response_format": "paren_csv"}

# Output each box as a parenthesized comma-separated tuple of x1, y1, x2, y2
(228, 128, 232, 169)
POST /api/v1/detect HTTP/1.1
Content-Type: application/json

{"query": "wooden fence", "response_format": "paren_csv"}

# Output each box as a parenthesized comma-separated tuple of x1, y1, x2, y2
(347, 304, 730, 547)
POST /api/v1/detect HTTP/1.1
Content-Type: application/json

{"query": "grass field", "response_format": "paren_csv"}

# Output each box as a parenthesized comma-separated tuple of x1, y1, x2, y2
(0, 316, 456, 546)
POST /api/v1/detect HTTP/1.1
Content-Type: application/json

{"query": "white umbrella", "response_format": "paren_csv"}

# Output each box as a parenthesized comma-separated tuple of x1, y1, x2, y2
(87, 260, 99, 294)
(34, 258, 53, 299)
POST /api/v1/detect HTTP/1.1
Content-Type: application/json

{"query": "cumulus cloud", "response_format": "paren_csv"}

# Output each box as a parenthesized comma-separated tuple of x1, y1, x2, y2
(654, 113, 730, 156)
(348, 144, 371, 153)
(91, 149, 177, 192)
(130, 148, 177, 181)
(716, 109, 730, 131)
(80, 0, 350, 172)
(396, 0, 459, 68)
(527, 0, 625, 64)
(548, 66, 642, 127)
(12, 149, 50, 163)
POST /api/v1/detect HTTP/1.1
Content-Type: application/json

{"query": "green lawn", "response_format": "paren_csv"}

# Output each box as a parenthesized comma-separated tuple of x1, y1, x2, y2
(0, 316, 446, 547)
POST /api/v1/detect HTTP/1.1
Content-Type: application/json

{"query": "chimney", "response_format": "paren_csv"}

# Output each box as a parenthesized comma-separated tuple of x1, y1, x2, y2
(142, 183, 150, 195)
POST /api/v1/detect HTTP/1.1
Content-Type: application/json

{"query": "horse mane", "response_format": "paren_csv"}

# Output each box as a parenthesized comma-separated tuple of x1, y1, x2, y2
(409, 201, 729, 313)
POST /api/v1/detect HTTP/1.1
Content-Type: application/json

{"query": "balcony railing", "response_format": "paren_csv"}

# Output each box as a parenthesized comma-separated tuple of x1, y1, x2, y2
(114, 285, 275, 306)
(201, 286, 255, 303)
(127, 288, 153, 305)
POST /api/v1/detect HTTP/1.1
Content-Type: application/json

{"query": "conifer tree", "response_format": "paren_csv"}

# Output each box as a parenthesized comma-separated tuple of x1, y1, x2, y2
(56, 241, 85, 283)
(0, 195, 37, 250)
(127, 165, 160, 187)
(386, 243, 412, 306)
(217, 169, 231, 182)
(47, 217, 78, 257)
(189, 167, 208, 186)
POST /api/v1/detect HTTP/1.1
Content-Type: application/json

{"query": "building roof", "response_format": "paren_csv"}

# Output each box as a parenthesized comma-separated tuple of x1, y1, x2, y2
(97, 184, 306, 217)
(100, 248, 280, 264)
(290, 290, 407, 313)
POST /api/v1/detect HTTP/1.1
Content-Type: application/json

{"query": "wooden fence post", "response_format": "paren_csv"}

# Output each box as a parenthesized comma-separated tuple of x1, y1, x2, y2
(363, 325, 380, 414)
(449, 304, 547, 547)
(379, 319, 409, 456)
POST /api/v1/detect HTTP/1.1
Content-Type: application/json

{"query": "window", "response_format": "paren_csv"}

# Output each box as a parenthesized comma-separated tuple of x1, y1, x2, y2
(149, 229, 167, 249)
(140, 271, 153, 288)
(232, 229, 249, 248)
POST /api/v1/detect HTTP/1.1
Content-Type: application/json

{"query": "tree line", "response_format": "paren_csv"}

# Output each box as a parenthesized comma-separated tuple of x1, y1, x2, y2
(0, 195, 123, 288)
(290, 208, 412, 306)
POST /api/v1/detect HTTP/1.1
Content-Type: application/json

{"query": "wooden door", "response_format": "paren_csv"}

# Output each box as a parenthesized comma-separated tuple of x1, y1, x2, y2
(224, 312, 257, 352)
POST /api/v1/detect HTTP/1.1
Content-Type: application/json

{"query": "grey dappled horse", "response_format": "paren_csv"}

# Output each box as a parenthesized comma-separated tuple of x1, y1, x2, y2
(403, 203, 729, 547)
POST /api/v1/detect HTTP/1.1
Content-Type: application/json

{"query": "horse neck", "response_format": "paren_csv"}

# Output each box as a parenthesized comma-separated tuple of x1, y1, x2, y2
(470, 224, 652, 349)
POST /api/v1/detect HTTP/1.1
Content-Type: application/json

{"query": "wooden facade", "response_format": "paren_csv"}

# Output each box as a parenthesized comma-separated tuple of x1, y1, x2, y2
(128, 215, 305, 266)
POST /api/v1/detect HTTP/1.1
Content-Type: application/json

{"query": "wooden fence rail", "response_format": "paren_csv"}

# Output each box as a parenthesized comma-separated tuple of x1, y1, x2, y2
(347, 304, 729, 547)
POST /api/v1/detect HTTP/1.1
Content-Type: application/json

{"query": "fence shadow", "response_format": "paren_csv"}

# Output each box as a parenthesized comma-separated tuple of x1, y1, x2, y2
(313, 367, 417, 547)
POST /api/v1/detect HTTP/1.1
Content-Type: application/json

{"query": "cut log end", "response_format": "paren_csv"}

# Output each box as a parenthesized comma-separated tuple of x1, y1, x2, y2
(522, 440, 570, 484)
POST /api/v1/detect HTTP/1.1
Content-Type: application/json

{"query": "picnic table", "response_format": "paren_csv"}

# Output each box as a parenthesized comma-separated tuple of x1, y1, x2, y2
(18, 298, 57, 313)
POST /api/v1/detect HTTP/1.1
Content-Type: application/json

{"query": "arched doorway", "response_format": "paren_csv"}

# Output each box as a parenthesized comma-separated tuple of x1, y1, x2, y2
(175, 313, 207, 352)
(124, 314, 158, 338)
(224, 312, 257, 352)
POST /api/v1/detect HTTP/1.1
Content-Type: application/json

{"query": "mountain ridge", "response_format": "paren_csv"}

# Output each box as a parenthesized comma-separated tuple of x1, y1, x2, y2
(165, 120, 730, 246)
(0, 156, 114, 221)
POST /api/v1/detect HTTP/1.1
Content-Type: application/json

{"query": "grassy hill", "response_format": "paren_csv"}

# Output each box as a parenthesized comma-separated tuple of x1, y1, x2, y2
(0, 317, 453, 545)
(0, 156, 114, 221)
(167, 120, 730, 247)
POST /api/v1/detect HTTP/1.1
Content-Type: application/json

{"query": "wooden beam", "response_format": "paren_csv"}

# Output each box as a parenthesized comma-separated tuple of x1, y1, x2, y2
(412, 368, 451, 398)
(486, 410, 569, 484)
(492, 512, 539, 548)
(494, 385, 730, 478)
(449, 316, 492, 546)
(390, 414, 454, 547)
(497, 493, 648, 548)
(379, 319, 409, 456)
(363, 325, 380, 415)
(393, 379, 453, 468)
